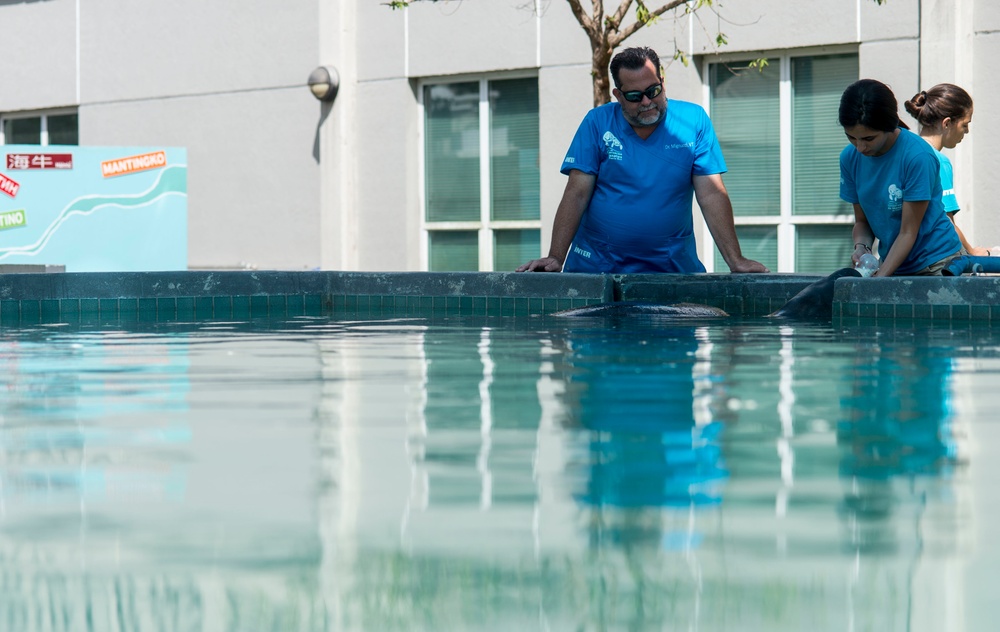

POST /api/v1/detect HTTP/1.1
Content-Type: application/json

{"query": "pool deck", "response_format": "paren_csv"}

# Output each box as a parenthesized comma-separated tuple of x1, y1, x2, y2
(0, 269, 997, 324)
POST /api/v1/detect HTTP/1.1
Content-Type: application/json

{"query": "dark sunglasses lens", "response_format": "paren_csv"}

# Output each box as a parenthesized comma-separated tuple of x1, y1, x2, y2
(622, 84, 661, 102)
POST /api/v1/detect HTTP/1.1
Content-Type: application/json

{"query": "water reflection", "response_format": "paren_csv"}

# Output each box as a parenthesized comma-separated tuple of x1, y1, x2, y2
(554, 320, 728, 510)
(0, 323, 324, 631)
(838, 329, 958, 481)
(836, 327, 967, 630)
(0, 317, 993, 630)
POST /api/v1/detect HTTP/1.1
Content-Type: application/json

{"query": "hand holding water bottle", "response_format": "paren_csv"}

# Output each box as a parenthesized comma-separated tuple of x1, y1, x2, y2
(855, 252, 880, 277)
(853, 242, 879, 277)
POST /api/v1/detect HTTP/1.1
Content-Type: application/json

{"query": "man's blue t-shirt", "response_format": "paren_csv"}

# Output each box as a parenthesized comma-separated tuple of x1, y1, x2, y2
(839, 127, 960, 274)
(560, 100, 726, 273)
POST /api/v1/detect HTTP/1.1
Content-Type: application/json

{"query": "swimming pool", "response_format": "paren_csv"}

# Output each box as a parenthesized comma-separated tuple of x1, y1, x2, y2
(0, 313, 995, 630)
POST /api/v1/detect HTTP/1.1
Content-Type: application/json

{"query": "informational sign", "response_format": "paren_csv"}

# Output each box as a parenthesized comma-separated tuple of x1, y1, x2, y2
(0, 146, 187, 271)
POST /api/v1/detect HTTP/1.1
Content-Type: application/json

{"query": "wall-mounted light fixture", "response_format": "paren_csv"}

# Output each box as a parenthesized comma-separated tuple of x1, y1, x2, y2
(308, 66, 340, 102)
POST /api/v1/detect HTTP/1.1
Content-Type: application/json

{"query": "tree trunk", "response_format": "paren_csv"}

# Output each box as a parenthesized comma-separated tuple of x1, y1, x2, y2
(592, 43, 614, 107)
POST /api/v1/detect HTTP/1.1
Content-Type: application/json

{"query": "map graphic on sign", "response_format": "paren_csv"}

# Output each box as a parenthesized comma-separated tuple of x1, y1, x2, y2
(0, 146, 187, 271)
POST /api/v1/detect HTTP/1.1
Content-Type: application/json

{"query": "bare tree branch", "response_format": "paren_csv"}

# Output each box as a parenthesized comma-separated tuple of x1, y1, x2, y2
(388, 0, 886, 107)
(563, 1, 703, 104)
(613, 0, 692, 45)
(606, 0, 634, 33)
(590, 0, 604, 43)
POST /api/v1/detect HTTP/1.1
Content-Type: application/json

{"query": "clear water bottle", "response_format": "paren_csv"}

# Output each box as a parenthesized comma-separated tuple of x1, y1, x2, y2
(855, 252, 880, 277)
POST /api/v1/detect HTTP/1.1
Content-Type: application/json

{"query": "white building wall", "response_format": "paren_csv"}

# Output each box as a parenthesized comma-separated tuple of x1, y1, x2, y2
(4, 0, 324, 270)
(970, 1, 1000, 250)
(83, 0, 324, 270)
(1, 0, 998, 269)
(0, 0, 77, 111)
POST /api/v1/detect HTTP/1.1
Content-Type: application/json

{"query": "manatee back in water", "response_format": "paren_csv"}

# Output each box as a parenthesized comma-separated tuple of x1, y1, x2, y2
(551, 301, 730, 318)
(767, 267, 861, 320)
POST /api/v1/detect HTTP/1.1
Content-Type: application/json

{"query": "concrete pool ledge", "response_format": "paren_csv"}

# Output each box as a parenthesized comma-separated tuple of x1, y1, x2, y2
(615, 272, 828, 317)
(0, 270, 995, 323)
(0, 270, 615, 322)
(833, 275, 1000, 322)
(618, 273, 1000, 322)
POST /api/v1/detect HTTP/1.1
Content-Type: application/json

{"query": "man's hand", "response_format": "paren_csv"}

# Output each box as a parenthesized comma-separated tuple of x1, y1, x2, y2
(727, 257, 769, 273)
(516, 256, 562, 272)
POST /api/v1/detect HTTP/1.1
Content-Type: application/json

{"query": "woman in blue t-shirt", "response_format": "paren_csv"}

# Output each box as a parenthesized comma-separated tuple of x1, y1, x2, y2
(903, 83, 991, 256)
(839, 79, 961, 276)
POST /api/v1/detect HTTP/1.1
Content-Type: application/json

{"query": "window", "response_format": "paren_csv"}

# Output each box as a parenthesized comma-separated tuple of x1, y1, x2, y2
(422, 77, 540, 271)
(0, 111, 79, 146)
(707, 53, 858, 273)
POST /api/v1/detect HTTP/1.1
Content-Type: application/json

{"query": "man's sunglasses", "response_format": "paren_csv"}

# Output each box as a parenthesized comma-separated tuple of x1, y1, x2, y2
(620, 82, 663, 103)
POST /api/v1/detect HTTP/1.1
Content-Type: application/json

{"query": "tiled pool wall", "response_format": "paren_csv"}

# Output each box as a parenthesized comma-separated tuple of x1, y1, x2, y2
(0, 271, 615, 324)
(832, 276, 1000, 323)
(0, 270, 997, 324)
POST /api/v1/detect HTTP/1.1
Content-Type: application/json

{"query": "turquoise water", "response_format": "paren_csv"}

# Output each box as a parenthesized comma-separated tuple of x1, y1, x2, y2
(0, 314, 997, 631)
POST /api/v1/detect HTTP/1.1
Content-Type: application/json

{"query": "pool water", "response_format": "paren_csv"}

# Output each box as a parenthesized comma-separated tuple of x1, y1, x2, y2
(0, 314, 997, 631)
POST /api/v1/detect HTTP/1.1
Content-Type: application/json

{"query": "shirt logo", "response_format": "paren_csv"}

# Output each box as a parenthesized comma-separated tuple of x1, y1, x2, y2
(603, 131, 624, 161)
(888, 184, 903, 216)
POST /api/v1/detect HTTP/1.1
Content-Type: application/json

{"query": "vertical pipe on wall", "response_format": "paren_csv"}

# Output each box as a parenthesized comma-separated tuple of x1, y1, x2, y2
(917, 0, 922, 90)
(478, 80, 491, 271)
(318, 0, 336, 270)
(777, 57, 792, 273)
(339, 0, 359, 270)
(856, 0, 862, 42)
(535, 0, 542, 69)
(75, 0, 81, 105)
(955, 0, 975, 239)
(318, 0, 358, 271)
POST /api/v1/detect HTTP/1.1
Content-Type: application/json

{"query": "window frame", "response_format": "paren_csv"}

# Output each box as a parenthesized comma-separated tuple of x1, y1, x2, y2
(701, 46, 858, 273)
(0, 108, 79, 146)
(418, 71, 541, 272)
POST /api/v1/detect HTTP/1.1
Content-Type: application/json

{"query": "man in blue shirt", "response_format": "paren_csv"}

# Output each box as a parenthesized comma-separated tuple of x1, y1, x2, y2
(517, 46, 767, 274)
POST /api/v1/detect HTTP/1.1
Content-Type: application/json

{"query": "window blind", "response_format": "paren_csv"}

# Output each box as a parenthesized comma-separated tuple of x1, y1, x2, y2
(490, 78, 540, 222)
(792, 55, 859, 217)
(710, 63, 780, 217)
(429, 230, 479, 271)
(795, 224, 854, 273)
(424, 82, 480, 223)
(493, 229, 540, 272)
(714, 225, 778, 273)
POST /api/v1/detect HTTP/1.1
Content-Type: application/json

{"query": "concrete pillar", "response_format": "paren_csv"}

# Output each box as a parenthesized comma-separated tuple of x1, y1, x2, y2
(318, 0, 358, 271)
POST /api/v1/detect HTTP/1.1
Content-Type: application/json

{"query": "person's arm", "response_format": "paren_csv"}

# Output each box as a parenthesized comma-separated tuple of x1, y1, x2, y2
(692, 174, 768, 273)
(516, 170, 596, 272)
(947, 211, 989, 256)
(851, 203, 876, 267)
(875, 200, 928, 277)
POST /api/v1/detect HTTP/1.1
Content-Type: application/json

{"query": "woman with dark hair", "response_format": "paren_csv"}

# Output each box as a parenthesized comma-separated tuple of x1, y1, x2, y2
(903, 84, 990, 256)
(839, 79, 961, 276)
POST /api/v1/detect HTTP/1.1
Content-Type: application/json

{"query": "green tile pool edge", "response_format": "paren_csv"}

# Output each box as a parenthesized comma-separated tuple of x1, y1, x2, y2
(0, 294, 329, 325)
(4, 294, 998, 324)
(325, 294, 601, 318)
(0, 293, 610, 325)
(2, 272, 998, 325)
(833, 301, 1000, 324)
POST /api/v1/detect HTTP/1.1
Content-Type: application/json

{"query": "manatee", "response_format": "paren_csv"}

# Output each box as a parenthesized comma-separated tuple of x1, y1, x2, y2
(766, 267, 861, 320)
(552, 301, 730, 318)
